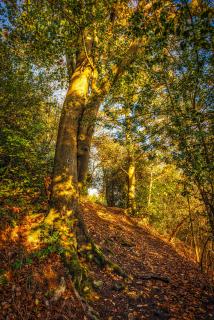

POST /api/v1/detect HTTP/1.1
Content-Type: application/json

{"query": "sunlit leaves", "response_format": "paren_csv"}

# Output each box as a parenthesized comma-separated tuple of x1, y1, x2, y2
(0, 39, 60, 193)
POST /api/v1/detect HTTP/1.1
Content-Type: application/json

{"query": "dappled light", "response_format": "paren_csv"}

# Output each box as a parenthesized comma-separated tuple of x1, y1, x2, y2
(0, 194, 213, 319)
(0, 0, 213, 319)
(81, 200, 214, 319)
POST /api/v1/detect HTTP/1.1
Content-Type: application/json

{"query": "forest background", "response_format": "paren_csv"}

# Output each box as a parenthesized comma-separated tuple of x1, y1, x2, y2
(0, 0, 213, 290)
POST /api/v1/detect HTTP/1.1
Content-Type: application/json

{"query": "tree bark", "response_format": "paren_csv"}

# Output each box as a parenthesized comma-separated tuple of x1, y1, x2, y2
(127, 155, 136, 215)
(44, 58, 93, 293)
(77, 96, 100, 189)
(45, 58, 126, 293)
(188, 197, 200, 263)
(147, 169, 153, 209)
(50, 59, 91, 208)
(125, 110, 136, 215)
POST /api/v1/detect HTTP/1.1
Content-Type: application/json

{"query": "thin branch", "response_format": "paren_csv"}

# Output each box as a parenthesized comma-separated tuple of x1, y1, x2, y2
(82, 32, 94, 70)
(120, 166, 128, 175)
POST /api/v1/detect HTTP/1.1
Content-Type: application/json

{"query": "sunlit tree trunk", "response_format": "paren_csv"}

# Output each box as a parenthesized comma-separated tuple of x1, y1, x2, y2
(46, 58, 94, 292)
(188, 197, 200, 263)
(125, 109, 137, 215)
(45, 29, 138, 291)
(147, 169, 153, 209)
(77, 96, 100, 190)
(47, 58, 125, 292)
(51, 60, 91, 212)
(127, 154, 136, 215)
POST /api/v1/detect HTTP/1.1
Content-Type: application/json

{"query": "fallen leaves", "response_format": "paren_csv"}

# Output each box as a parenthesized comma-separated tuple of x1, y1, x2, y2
(0, 199, 213, 319)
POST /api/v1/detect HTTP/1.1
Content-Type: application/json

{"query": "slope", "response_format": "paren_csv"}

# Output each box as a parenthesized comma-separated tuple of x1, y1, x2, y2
(0, 198, 213, 320)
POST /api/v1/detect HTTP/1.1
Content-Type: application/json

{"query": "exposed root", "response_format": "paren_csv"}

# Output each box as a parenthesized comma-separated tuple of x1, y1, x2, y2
(61, 250, 92, 295)
(38, 204, 128, 301)
(136, 273, 170, 283)
(72, 285, 100, 320)
(76, 206, 128, 279)
(91, 242, 128, 278)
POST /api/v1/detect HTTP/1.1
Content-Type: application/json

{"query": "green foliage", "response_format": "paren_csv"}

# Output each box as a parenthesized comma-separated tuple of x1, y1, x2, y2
(90, 134, 128, 207)
(132, 0, 214, 234)
(0, 39, 60, 198)
(143, 165, 187, 231)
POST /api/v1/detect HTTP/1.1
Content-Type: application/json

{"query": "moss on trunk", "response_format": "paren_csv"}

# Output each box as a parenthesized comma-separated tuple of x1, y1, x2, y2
(45, 59, 126, 295)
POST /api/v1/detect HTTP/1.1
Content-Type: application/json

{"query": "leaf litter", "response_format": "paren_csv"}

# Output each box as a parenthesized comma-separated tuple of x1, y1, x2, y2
(0, 198, 213, 319)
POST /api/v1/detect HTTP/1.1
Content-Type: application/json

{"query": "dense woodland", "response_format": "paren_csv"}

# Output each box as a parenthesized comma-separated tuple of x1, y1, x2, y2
(0, 1, 213, 319)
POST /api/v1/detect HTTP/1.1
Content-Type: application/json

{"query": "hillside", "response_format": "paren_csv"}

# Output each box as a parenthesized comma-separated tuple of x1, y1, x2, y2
(0, 200, 213, 320)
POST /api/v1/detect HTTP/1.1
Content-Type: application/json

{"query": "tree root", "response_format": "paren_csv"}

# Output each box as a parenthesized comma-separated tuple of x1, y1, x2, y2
(136, 273, 170, 283)
(60, 242, 128, 320)
(40, 205, 128, 302)
(75, 206, 128, 279)
(90, 242, 128, 278)
(72, 285, 100, 320)
(61, 250, 92, 295)
(64, 242, 128, 320)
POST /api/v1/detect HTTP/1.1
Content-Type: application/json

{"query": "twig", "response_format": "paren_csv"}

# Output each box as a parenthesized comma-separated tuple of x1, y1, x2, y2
(137, 273, 170, 283)
(82, 32, 94, 70)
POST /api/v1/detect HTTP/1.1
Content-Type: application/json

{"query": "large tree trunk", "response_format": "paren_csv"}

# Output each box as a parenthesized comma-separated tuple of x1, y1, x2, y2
(50, 59, 91, 211)
(45, 59, 125, 294)
(45, 58, 94, 293)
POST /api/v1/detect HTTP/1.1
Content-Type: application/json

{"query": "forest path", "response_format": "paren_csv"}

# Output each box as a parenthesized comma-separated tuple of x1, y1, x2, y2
(0, 200, 213, 320)
(82, 201, 214, 320)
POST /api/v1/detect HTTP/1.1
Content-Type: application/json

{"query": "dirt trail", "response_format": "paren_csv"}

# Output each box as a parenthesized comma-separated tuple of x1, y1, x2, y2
(0, 200, 213, 320)
(83, 201, 214, 320)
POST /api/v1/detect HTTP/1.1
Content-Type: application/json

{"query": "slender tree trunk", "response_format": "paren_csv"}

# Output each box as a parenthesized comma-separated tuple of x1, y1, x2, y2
(198, 186, 214, 237)
(106, 173, 115, 207)
(77, 97, 100, 189)
(127, 155, 136, 215)
(168, 216, 188, 242)
(125, 109, 136, 215)
(147, 169, 153, 209)
(188, 197, 200, 263)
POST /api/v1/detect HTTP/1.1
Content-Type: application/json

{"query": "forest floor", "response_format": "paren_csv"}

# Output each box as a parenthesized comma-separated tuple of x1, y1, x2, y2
(0, 196, 213, 320)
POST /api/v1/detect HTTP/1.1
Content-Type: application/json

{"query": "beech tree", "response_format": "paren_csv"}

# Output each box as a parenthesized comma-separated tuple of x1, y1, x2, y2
(1, 0, 213, 307)
(4, 0, 149, 292)
(3, 0, 212, 294)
